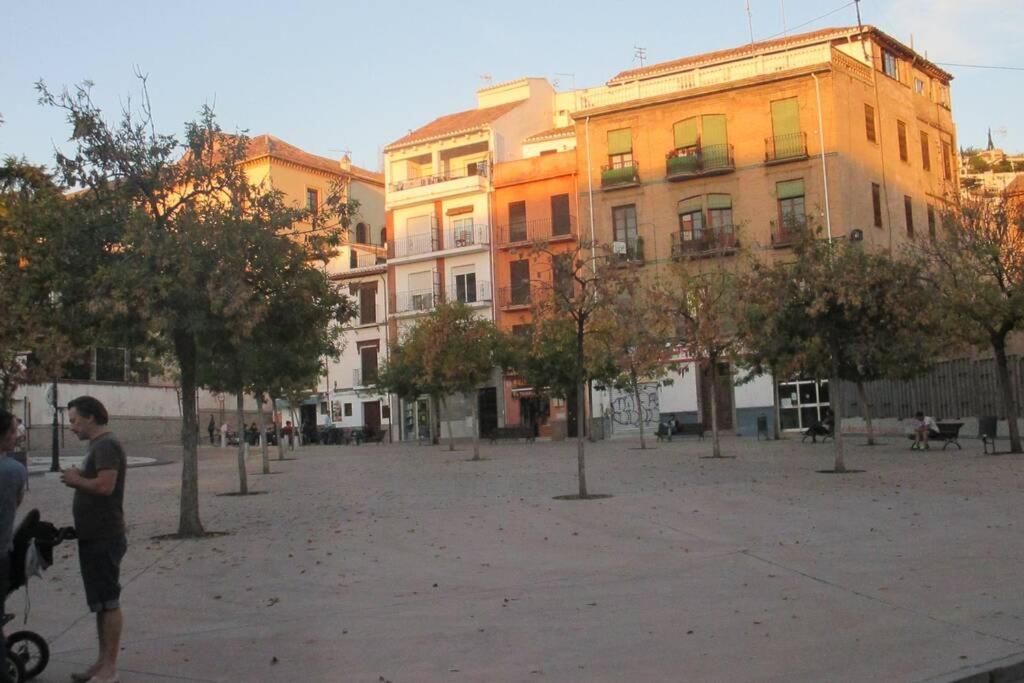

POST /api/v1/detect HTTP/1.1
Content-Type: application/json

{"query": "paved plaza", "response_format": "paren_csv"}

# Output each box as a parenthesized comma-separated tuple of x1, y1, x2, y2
(9, 434, 1024, 682)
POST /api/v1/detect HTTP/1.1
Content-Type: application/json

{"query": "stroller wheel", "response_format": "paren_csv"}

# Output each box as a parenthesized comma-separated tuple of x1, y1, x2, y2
(4, 651, 25, 683)
(7, 631, 48, 679)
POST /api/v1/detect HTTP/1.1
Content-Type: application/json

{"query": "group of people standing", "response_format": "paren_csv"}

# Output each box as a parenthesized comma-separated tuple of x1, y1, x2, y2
(1, 397, 127, 683)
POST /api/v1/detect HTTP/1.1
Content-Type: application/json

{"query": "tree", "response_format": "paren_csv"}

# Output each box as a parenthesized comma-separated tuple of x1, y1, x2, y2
(38, 79, 355, 535)
(591, 270, 674, 449)
(921, 197, 1024, 453)
(653, 259, 740, 458)
(968, 155, 991, 174)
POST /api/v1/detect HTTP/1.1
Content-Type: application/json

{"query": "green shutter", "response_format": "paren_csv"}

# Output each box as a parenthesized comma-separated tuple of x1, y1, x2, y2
(607, 128, 632, 155)
(771, 98, 800, 137)
(707, 193, 732, 209)
(673, 118, 698, 149)
(701, 114, 727, 147)
(677, 196, 703, 214)
(776, 179, 805, 200)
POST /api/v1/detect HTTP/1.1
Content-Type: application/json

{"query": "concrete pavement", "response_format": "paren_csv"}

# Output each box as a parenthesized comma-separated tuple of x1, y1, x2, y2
(10, 434, 1024, 682)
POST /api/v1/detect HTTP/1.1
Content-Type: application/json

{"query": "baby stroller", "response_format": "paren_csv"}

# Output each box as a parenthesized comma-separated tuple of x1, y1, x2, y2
(4, 510, 76, 682)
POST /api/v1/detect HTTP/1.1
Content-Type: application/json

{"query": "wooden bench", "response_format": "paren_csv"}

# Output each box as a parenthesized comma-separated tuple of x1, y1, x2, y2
(906, 421, 963, 450)
(487, 426, 535, 443)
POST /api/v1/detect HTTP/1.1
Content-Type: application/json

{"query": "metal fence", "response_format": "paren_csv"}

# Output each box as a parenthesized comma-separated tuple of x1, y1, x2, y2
(838, 356, 1024, 420)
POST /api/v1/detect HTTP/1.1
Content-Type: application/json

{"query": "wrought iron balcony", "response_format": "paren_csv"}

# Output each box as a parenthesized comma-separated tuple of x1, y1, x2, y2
(497, 284, 533, 309)
(611, 235, 644, 263)
(395, 288, 438, 314)
(495, 216, 577, 247)
(443, 223, 489, 249)
(387, 230, 438, 259)
(600, 162, 640, 189)
(671, 225, 738, 258)
(665, 144, 735, 180)
(389, 162, 488, 192)
(765, 132, 809, 164)
(771, 216, 808, 247)
(445, 279, 492, 305)
(353, 368, 378, 388)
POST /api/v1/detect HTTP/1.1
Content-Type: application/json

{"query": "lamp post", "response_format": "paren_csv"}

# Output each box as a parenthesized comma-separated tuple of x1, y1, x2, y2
(48, 379, 60, 472)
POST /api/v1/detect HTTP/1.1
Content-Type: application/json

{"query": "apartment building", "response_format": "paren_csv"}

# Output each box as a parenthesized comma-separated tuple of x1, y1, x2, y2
(382, 78, 560, 441)
(569, 26, 956, 435)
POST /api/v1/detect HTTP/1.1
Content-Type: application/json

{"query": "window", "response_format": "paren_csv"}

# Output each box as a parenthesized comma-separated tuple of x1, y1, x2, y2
(904, 196, 915, 238)
(770, 98, 803, 158)
(927, 206, 937, 239)
(466, 161, 479, 176)
(381, 405, 391, 420)
(678, 196, 704, 242)
(508, 200, 527, 242)
(777, 179, 806, 234)
(360, 346, 378, 385)
(349, 249, 358, 269)
(553, 254, 574, 301)
(872, 183, 883, 228)
(607, 128, 633, 168)
(897, 121, 909, 162)
(509, 259, 530, 305)
(882, 50, 899, 79)
(920, 131, 931, 171)
(451, 216, 474, 247)
(942, 141, 953, 180)
(511, 324, 532, 338)
(914, 77, 926, 95)
(306, 188, 319, 213)
(673, 117, 698, 153)
(408, 270, 434, 311)
(344, 403, 353, 417)
(551, 194, 571, 236)
(359, 284, 377, 325)
(454, 270, 478, 303)
(355, 222, 369, 244)
(612, 204, 638, 252)
(864, 104, 876, 143)
(707, 194, 733, 231)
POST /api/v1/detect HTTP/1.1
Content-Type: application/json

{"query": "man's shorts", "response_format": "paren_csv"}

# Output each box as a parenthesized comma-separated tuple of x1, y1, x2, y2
(78, 535, 127, 613)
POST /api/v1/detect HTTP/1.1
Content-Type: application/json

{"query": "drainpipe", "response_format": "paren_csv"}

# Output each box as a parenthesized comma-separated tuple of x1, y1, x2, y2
(585, 116, 597, 266)
(811, 72, 833, 241)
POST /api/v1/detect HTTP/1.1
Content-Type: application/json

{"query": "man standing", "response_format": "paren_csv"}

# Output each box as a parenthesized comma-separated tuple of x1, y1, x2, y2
(60, 396, 127, 683)
(0, 409, 27, 683)
(207, 414, 216, 445)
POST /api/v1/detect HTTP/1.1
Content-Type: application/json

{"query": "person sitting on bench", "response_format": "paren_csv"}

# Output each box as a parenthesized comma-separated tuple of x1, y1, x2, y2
(911, 411, 940, 450)
(803, 408, 833, 443)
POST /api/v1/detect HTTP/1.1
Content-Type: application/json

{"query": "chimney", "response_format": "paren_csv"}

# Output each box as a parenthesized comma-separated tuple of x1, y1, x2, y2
(340, 154, 352, 172)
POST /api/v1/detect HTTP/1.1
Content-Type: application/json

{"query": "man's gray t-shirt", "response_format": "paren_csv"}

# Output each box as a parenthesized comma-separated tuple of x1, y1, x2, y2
(0, 456, 27, 552)
(72, 433, 127, 541)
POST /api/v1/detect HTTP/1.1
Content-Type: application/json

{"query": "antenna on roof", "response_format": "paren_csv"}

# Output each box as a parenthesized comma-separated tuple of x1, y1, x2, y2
(479, 74, 493, 86)
(780, 0, 787, 36)
(633, 45, 647, 67)
(746, 1, 754, 44)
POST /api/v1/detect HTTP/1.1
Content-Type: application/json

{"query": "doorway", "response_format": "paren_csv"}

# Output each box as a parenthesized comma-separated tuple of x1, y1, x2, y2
(478, 388, 498, 438)
(699, 361, 734, 431)
(362, 401, 381, 433)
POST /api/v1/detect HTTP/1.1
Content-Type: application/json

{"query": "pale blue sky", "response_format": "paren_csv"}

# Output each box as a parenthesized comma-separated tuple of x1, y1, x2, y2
(2, 0, 1021, 172)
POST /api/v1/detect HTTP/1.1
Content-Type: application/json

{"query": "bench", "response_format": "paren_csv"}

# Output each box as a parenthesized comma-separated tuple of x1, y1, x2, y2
(487, 426, 535, 443)
(906, 421, 963, 450)
(656, 422, 705, 441)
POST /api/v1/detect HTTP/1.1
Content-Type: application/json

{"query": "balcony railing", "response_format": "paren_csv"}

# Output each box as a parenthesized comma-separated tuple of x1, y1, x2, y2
(665, 144, 735, 180)
(389, 163, 489, 192)
(765, 132, 808, 164)
(353, 368, 378, 388)
(352, 252, 386, 269)
(395, 288, 438, 314)
(611, 235, 644, 263)
(495, 216, 577, 247)
(601, 162, 640, 189)
(671, 225, 738, 258)
(497, 285, 534, 309)
(443, 223, 489, 249)
(445, 279, 492, 305)
(771, 216, 808, 247)
(387, 230, 438, 259)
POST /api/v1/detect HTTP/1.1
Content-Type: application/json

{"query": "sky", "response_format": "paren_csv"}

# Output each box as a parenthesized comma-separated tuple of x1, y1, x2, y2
(2, 0, 1022, 173)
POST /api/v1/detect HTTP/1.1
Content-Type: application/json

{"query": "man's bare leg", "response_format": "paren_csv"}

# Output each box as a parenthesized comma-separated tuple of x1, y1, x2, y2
(91, 608, 122, 679)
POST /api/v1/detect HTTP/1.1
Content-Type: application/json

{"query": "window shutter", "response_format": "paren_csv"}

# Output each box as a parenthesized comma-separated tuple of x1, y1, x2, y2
(701, 115, 727, 147)
(770, 98, 800, 137)
(673, 118, 698, 148)
(707, 193, 732, 210)
(607, 128, 632, 155)
(776, 179, 805, 200)
(677, 196, 703, 214)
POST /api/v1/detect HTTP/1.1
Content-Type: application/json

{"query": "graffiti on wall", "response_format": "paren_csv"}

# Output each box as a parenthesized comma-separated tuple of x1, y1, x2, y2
(609, 383, 660, 428)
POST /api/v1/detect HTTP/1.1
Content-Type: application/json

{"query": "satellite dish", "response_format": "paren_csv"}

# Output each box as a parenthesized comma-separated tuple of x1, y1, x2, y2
(850, 229, 864, 242)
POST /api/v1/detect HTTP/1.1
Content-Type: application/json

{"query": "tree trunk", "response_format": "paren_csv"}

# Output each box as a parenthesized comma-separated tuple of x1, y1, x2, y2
(174, 332, 204, 536)
(633, 379, 646, 450)
(830, 358, 846, 473)
(257, 393, 270, 474)
(469, 391, 480, 461)
(771, 367, 781, 440)
(430, 395, 440, 445)
(289, 405, 300, 448)
(441, 395, 455, 451)
(236, 392, 248, 494)
(576, 328, 588, 498)
(272, 394, 284, 460)
(856, 380, 875, 446)
(709, 362, 721, 458)
(992, 335, 1022, 453)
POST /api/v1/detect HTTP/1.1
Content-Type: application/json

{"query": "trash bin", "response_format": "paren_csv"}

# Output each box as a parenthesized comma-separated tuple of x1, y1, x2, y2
(756, 415, 768, 440)
(979, 415, 998, 453)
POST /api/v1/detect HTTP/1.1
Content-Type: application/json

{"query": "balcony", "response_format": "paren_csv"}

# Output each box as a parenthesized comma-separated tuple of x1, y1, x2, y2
(770, 217, 808, 247)
(671, 226, 738, 258)
(352, 368, 378, 388)
(498, 285, 534, 310)
(601, 162, 640, 190)
(387, 223, 489, 262)
(443, 223, 489, 250)
(445, 279, 492, 306)
(765, 132, 808, 164)
(495, 216, 577, 247)
(611, 235, 645, 263)
(395, 288, 439, 314)
(351, 251, 386, 269)
(387, 164, 489, 209)
(388, 230, 438, 259)
(665, 144, 735, 181)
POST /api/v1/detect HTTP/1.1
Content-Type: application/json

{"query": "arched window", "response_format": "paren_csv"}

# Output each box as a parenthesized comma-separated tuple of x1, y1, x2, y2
(355, 222, 368, 244)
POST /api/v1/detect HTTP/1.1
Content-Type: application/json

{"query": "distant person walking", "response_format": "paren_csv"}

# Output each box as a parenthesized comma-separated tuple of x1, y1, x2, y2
(60, 396, 127, 683)
(0, 409, 28, 683)
(207, 415, 216, 445)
